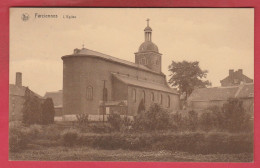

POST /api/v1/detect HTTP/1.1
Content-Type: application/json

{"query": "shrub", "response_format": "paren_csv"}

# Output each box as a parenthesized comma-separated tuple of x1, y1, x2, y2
(41, 98, 55, 125)
(133, 103, 171, 131)
(61, 128, 80, 146)
(87, 122, 112, 133)
(76, 113, 89, 126)
(28, 124, 42, 137)
(9, 123, 30, 152)
(107, 113, 122, 131)
(76, 131, 253, 154)
(22, 88, 42, 125)
(222, 98, 251, 132)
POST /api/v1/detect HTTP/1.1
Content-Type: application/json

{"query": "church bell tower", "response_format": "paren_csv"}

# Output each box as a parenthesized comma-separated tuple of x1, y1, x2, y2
(135, 19, 162, 73)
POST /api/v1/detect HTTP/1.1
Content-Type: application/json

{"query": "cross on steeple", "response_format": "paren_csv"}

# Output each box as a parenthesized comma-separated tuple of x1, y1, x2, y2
(146, 18, 150, 26)
(82, 43, 85, 49)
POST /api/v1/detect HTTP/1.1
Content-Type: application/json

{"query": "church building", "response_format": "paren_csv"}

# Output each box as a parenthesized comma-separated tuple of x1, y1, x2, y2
(61, 20, 180, 121)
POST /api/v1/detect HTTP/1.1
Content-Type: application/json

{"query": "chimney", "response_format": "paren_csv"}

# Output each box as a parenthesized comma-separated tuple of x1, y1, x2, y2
(238, 69, 243, 75)
(229, 69, 234, 76)
(15, 72, 22, 87)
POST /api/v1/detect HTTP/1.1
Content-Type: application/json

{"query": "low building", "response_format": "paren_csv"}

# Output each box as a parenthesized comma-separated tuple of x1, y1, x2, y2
(187, 83, 254, 117)
(9, 72, 42, 121)
(220, 69, 253, 87)
(44, 90, 63, 116)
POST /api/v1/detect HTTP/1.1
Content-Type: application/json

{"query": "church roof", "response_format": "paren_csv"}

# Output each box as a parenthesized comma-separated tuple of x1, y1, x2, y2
(188, 83, 254, 102)
(138, 41, 159, 53)
(63, 48, 163, 75)
(112, 73, 178, 94)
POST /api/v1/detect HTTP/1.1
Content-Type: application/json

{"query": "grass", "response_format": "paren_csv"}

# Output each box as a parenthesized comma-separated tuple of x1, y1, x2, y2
(9, 146, 253, 162)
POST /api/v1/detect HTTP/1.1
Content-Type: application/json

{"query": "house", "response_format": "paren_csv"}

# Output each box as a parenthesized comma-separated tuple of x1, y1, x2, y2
(9, 72, 42, 121)
(61, 20, 180, 121)
(220, 69, 253, 86)
(187, 83, 254, 117)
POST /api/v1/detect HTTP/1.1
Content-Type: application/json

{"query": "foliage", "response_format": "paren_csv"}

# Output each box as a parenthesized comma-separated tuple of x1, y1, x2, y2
(9, 122, 42, 152)
(41, 98, 55, 125)
(133, 103, 171, 131)
(61, 128, 80, 146)
(77, 131, 253, 154)
(76, 113, 89, 126)
(22, 89, 42, 125)
(168, 61, 211, 99)
(107, 113, 122, 131)
(221, 98, 252, 133)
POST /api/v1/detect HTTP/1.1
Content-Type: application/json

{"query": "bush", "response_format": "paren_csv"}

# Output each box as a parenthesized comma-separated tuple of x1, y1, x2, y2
(222, 98, 251, 132)
(107, 113, 122, 131)
(133, 103, 171, 131)
(76, 113, 89, 126)
(61, 128, 80, 146)
(76, 131, 253, 154)
(22, 89, 42, 125)
(41, 98, 55, 125)
(9, 123, 30, 152)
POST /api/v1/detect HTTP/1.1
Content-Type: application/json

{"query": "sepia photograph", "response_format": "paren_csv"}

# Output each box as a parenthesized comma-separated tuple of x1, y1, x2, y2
(9, 8, 254, 162)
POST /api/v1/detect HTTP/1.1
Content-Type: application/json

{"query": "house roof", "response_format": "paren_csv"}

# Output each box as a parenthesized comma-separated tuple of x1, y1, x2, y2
(112, 73, 178, 94)
(9, 84, 42, 98)
(62, 48, 164, 75)
(220, 71, 253, 83)
(188, 83, 254, 102)
(44, 90, 63, 107)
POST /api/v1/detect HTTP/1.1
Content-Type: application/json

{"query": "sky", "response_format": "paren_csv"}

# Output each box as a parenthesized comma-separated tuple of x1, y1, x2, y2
(10, 8, 254, 96)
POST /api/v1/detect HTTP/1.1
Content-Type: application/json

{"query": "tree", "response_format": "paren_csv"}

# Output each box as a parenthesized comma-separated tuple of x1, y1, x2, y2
(41, 98, 55, 125)
(168, 61, 211, 99)
(22, 88, 42, 125)
(221, 98, 251, 132)
(133, 103, 171, 131)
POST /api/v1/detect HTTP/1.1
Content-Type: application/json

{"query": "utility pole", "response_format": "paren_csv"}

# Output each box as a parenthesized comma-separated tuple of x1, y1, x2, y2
(102, 80, 107, 123)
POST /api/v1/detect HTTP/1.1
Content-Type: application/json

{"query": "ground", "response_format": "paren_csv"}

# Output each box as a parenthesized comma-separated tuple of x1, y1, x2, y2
(10, 146, 253, 162)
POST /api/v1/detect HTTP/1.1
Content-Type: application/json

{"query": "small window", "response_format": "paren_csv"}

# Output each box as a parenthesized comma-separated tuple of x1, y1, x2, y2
(86, 86, 93, 100)
(133, 89, 136, 102)
(151, 92, 154, 102)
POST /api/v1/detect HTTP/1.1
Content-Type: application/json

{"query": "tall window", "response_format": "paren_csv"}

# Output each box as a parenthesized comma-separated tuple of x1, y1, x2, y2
(167, 95, 170, 108)
(151, 92, 154, 102)
(133, 89, 136, 102)
(159, 93, 163, 104)
(86, 86, 93, 100)
(142, 90, 146, 103)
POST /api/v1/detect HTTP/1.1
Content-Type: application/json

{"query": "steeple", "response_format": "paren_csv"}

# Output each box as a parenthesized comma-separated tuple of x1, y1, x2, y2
(144, 18, 152, 41)
(135, 19, 162, 74)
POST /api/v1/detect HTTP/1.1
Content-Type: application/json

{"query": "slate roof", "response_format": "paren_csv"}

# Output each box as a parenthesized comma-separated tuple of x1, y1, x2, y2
(188, 83, 254, 102)
(62, 48, 163, 75)
(44, 90, 63, 107)
(112, 73, 178, 94)
(9, 84, 42, 98)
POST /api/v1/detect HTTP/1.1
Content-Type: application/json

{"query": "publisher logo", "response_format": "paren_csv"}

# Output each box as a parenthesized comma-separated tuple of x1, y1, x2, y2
(21, 13, 29, 21)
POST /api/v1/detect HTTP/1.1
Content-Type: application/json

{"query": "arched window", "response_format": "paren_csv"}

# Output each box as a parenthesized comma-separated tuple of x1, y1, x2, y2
(86, 86, 93, 100)
(133, 89, 136, 102)
(151, 92, 154, 102)
(142, 90, 146, 103)
(167, 95, 170, 108)
(159, 93, 163, 104)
